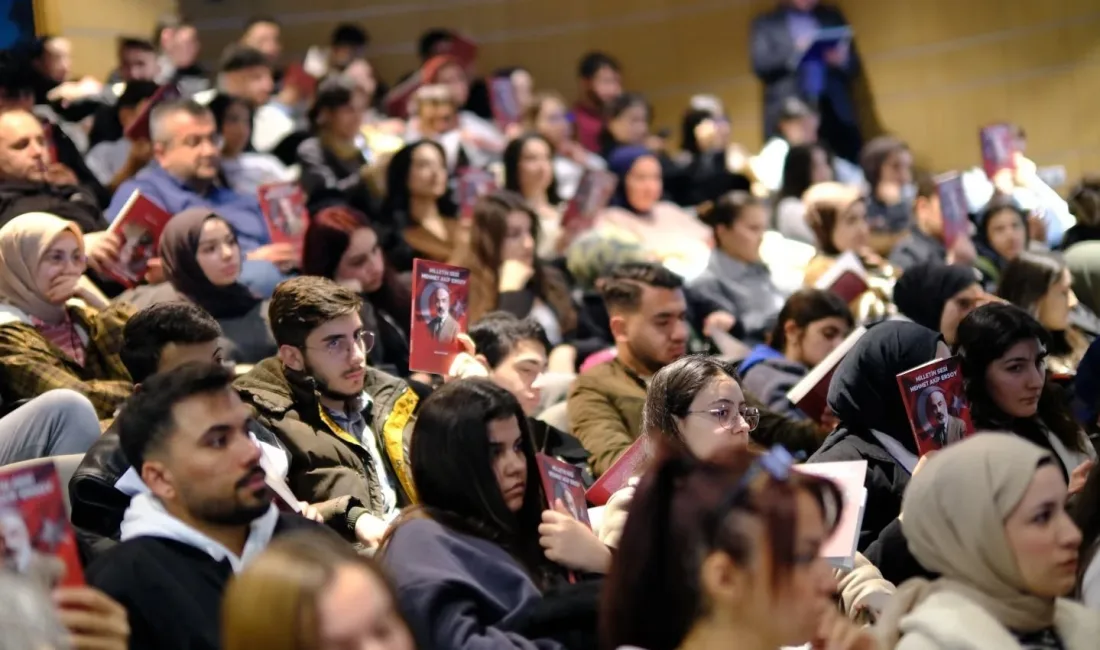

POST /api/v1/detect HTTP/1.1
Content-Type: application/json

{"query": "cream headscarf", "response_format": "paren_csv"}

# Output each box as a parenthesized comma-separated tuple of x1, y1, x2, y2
(876, 433, 1059, 645)
(0, 213, 84, 323)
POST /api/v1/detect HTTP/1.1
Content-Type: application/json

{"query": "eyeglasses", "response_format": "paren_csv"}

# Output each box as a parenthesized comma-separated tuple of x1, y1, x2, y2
(305, 331, 375, 358)
(685, 405, 760, 432)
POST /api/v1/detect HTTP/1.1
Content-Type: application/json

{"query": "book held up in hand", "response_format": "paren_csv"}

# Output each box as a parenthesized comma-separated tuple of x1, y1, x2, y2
(409, 259, 470, 375)
(124, 82, 182, 141)
(561, 169, 618, 232)
(813, 251, 869, 304)
(536, 454, 591, 527)
(104, 190, 172, 288)
(258, 182, 310, 248)
(980, 123, 1018, 179)
(792, 25, 854, 68)
(795, 460, 867, 571)
(896, 356, 973, 456)
(785, 326, 867, 423)
(489, 76, 522, 131)
(456, 167, 498, 223)
(0, 462, 84, 587)
(934, 172, 970, 248)
(586, 435, 650, 507)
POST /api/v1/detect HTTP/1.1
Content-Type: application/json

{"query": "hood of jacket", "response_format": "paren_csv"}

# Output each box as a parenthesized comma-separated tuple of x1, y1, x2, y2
(119, 492, 279, 573)
(827, 321, 943, 455)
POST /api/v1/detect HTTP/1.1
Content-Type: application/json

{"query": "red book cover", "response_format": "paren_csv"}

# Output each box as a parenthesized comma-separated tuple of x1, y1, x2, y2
(282, 63, 318, 99)
(896, 356, 973, 456)
(258, 181, 310, 249)
(536, 454, 591, 527)
(105, 190, 173, 288)
(813, 251, 869, 304)
(786, 326, 867, 422)
(383, 71, 423, 120)
(409, 259, 470, 375)
(980, 123, 1017, 180)
(935, 171, 970, 248)
(456, 167, 498, 223)
(585, 435, 650, 507)
(438, 33, 479, 67)
(0, 463, 84, 587)
(124, 82, 182, 141)
(489, 76, 522, 131)
(561, 169, 618, 232)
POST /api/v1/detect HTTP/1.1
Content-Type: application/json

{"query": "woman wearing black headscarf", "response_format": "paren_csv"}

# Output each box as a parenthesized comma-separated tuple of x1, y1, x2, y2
(115, 208, 277, 363)
(893, 262, 986, 346)
(807, 320, 949, 553)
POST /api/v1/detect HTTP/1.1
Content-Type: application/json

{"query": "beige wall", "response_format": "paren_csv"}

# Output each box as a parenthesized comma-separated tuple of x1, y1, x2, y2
(37, 0, 177, 79)
(178, 0, 1100, 183)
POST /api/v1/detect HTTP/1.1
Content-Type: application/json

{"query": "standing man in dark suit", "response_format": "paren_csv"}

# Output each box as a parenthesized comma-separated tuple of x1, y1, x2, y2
(750, 0, 863, 163)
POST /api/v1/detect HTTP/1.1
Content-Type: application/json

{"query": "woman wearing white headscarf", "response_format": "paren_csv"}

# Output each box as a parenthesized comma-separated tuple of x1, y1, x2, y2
(875, 434, 1100, 649)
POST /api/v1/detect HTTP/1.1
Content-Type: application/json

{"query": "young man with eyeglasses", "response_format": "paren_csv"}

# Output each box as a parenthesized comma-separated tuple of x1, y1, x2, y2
(236, 276, 428, 549)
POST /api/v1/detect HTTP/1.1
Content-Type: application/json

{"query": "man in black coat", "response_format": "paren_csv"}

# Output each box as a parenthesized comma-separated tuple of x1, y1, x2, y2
(85, 362, 331, 650)
(750, 0, 863, 162)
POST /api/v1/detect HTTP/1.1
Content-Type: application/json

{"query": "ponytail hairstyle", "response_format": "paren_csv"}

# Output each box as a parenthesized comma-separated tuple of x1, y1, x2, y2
(697, 190, 765, 236)
(769, 289, 854, 354)
(600, 443, 842, 650)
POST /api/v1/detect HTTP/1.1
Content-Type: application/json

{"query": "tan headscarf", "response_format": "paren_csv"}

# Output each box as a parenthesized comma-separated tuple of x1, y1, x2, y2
(0, 213, 84, 323)
(876, 433, 1058, 645)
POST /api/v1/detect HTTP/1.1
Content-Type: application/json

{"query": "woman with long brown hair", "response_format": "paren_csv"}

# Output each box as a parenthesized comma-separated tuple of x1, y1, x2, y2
(302, 205, 414, 377)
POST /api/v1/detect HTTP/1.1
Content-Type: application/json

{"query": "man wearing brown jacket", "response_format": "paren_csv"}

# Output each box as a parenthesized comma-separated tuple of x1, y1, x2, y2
(568, 262, 822, 476)
(236, 277, 425, 549)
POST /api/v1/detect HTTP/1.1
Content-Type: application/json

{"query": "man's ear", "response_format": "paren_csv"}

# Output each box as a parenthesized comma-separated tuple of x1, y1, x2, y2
(140, 460, 176, 503)
(609, 314, 629, 343)
(278, 344, 305, 372)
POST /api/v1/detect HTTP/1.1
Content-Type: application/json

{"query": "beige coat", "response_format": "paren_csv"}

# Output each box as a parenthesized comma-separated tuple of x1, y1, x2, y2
(888, 591, 1099, 650)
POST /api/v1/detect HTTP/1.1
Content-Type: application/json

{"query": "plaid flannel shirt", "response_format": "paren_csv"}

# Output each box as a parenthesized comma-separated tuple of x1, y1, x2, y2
(0, 302, 135, 419)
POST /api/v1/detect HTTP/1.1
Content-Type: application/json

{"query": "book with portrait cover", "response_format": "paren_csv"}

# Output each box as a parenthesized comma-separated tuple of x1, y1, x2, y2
(785, 326, 868, 423)
(489, 76, 522, 131)
(456, 167, 498, 223)
(561, 169, 618, 232)
(896, 356, 973, 456)
(409, 259, 470, 375)
(585, 435, 650, 507)
(258, 181, 310, 249)
(124, 82, 182, 141)
(935, 172, 970, 248)
(0, 462, 84, 587)
(104, 189, 172, 288)
(813, 250, 869, 304)
(536, 454, 591, 528)
(795, 460, 867, 570)
(980, 123, 1017, 179)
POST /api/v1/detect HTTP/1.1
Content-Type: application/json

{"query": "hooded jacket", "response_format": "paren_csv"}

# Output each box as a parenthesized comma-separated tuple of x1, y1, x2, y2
(86, 494, 323, 650)
(807, 321, 943, 552)
(235, 358, 423, 540)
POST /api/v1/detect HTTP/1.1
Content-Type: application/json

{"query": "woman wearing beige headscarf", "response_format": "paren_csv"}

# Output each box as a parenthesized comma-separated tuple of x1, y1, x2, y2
(0, 213, 134, 419)
(875, 434, 1100, 649)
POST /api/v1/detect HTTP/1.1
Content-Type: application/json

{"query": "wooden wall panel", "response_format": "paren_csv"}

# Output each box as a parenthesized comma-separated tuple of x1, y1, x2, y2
(176, 0, 1100, 183)
(39, 0, 177, 79)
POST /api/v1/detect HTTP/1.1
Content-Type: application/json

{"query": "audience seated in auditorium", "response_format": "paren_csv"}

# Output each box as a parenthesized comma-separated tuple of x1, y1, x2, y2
(523, 90, 606, 201)
(802, 181, 880, 287)
(236, 277, 425, 548)
(217, 45, 288, 155)
(691, 191, 787, 346)
(739, 289, 853, 419)
(973, 193, 1031, 290)
(414, 55, 505, 168)
(115, 208, 276, 363)
(380, 379, 604, 650)
(106, 99, 295, 297)
(0, 213, 133, 418)
(297, 77, 377, 215)
(568, 261, 819, 477)
(892, 262, 986, 347)
(222, 530, 418, 650)
(502, 133, 569, 258)
(751, 97, 821, 194)
(860, 135, 914, 255)
(1063, 176, 1100, 251)
(774, 142, 835, 245)
(666, 96, 752, 208)
(84, 80, 160, 192)
(889, 173, 978, 272)
(302, 206, 413, 378)
(85, 362, 327, 650)
(0, 389, 100, 465)
(596, 92, 652, 161)
(207, 93, 296, 197)
(379, 140, 461, 272)
(875, 434, 1099, 649)
(571, 51, 623, 155)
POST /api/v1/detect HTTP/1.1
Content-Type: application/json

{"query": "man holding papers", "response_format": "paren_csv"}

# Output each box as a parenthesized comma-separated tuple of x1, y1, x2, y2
(750, 0, 863, 162)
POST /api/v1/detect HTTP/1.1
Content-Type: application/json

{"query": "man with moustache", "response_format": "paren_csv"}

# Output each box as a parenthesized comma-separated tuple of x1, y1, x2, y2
(568, 262, 821, 476)
(927, 387, 966, 447)
(426, 284, 459, 343)
(86, 362, 325, 650)
(236, 276, 426, 549)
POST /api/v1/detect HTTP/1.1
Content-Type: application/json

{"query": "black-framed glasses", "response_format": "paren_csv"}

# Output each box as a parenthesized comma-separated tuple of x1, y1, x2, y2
(306, 331, 375, 358)
(685, 405, 760, 432)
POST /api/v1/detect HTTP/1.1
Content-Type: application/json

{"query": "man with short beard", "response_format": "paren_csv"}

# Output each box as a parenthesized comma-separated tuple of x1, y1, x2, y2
(236, 276, 426, 549)
(86, 362, 325, 650)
